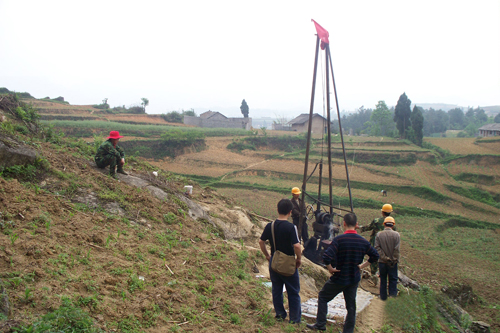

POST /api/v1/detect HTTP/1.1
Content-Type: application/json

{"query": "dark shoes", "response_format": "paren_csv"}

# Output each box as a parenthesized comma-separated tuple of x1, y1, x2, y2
(110, 167, 128, 179)
(117, 168, 128, 175)
(306, 324, 326, 331)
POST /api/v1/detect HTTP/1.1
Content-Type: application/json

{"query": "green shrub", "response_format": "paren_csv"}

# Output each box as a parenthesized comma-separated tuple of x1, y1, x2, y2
(0, 157, 50, 182)
(14, 298, 103, 332)
(227, 139, 256, 151)
(385, 286, 440, 332)
(14, 104, 39, 123)
(163, 212, 177, 224)
(161, 111, 183, 123)
(14, 124, 29, 135)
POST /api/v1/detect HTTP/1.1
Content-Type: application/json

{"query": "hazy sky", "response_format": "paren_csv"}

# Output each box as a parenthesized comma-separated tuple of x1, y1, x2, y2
(1, 0, 499, 118)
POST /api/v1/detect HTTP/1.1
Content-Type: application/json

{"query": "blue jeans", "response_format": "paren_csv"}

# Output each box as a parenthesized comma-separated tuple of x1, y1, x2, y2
(379, 262, 398, 300)
(315, 279, 358, 333)
(269, 258, 301, 323)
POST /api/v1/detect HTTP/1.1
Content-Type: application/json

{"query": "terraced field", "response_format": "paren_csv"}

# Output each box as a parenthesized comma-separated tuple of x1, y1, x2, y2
(425, 137, 500, 155)
(17, 95, 500, 330)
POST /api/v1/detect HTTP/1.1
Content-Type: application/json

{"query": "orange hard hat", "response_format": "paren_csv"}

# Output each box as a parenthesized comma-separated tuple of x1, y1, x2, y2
(383, 216, 396, 226)
(381, 204, 393, 213)
(291, 187, 301, 195)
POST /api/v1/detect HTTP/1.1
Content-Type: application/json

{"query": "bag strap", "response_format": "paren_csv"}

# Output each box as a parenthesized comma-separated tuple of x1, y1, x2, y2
(271, 220, 276, 253)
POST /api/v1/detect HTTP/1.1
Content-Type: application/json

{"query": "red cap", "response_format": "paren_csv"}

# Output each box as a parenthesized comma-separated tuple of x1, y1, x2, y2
(107, 131, 123, 139)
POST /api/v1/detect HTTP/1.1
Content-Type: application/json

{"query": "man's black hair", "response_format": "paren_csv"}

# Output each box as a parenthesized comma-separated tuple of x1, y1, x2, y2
(277, 199, 293, 215)
(382, 211, 391, 217)
(344, 213, 357, 227)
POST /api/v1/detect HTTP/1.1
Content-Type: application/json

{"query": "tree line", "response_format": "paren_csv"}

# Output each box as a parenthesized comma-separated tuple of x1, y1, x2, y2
(334, 93, 497, 146)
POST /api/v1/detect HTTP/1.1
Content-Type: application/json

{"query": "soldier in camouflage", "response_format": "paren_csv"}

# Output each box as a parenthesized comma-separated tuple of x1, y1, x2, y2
(95, 131, 128, 179)
(359, 203, 396, 285)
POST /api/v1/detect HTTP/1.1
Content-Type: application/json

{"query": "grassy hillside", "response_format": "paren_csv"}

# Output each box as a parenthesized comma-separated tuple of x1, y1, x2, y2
(2, 93, 500, 332)
(1, 95, 321, 333)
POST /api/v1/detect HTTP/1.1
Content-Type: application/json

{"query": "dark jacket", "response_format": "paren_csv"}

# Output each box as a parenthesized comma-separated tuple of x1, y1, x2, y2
(323, 230, 379, 285)
(291, 197, 301, 219)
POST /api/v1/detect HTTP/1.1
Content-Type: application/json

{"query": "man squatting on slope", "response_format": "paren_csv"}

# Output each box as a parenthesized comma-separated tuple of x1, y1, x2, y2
(307, 213, 379, 332)
(95, 131, 128, 179)
(259, 199, 302, 324)
(375, 216, 400, 300)
(359, 203, 395, 285)
(291, 187, 308, 243)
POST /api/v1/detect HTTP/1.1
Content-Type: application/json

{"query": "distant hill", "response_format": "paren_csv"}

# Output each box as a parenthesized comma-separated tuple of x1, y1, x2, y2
(413, 103, 464, 111)
(414, 103, 500, 115)
(481, 105, 500, 115)
(0, 86, 34, 99)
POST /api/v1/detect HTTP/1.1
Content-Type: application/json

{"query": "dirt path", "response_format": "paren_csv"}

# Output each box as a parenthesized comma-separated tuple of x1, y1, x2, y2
(356, 297, 385, 332)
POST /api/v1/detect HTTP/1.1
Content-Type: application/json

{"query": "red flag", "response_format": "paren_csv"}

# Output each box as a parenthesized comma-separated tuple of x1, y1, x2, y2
(312, 19, 329, 49)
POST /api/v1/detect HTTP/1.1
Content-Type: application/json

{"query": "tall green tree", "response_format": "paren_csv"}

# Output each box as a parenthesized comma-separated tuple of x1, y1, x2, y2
(367, 101, 394, 136)
(422, 108, 449, 136)
(393, 93, 412, 138)
(465, 108, 476, 126)
(410, 105, 424, 146)
(141, 98, 149, 113)
(475, 108, 488, 124)
(240, 99, 249, 118)
(448, 108, 465, 129)
(335, 106, 373, 135)
(494, 113, 500, 123)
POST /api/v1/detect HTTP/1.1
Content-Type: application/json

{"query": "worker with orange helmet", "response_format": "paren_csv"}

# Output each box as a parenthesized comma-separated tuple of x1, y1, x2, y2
(291, 187, 308, 243)
(374, 216, 400, 300)
(359, 203, 397, 284)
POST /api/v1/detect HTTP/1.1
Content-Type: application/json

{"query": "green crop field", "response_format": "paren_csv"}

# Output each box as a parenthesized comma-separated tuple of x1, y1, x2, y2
(42, 120, 251, 138)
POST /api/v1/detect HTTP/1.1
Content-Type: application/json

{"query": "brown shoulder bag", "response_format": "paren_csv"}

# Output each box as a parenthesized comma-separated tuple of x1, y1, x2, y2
(270, 220, 296, 277)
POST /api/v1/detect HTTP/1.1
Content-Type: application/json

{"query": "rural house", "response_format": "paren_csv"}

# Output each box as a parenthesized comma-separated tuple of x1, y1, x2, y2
(478, 123, 500, 137)
(288, 113, 327, 134)
(183, 110, 252, 130)
(199, 111, 227, 121)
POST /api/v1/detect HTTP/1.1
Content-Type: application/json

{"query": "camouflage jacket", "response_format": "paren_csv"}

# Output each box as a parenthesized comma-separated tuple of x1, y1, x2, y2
(95, 140, 125, 161)
(361, 217, 397, 246)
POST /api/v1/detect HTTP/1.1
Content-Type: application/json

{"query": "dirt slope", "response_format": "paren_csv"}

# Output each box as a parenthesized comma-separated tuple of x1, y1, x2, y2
(0, 134, 336, 332)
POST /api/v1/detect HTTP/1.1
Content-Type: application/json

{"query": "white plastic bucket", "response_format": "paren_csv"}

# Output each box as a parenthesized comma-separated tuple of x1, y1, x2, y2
(184, 185, 193, 195)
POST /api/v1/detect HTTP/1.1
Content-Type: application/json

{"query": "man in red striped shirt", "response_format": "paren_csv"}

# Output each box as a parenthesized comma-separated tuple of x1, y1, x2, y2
(307, 213, 379, 332)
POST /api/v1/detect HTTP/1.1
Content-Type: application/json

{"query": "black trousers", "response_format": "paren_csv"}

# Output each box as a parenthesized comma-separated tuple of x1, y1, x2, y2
(292, 217, 309, 242)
